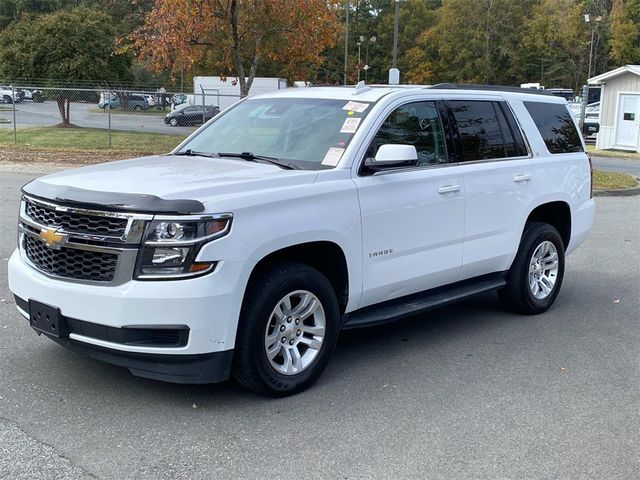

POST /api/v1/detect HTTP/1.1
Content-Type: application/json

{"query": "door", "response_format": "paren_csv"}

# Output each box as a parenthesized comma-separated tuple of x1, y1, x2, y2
(444, 99, 535, 278)
(616, 94, 640, 148)
(354, 100, 465, 308)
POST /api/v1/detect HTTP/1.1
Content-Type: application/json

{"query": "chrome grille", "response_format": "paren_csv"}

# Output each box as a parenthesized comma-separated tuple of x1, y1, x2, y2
(25, 200, 128, 237)
(24, 235, 118, 282)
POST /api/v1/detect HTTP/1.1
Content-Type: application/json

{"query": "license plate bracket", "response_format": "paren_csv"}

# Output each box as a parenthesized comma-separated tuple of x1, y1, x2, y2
(29, 300, 68, 338)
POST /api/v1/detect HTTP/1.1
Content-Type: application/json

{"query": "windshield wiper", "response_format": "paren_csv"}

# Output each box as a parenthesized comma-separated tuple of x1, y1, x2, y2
(217, 151, 298, 170)
(172, 149, 217, 158)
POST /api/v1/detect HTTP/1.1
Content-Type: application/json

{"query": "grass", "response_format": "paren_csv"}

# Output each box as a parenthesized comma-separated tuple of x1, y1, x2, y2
(0, 126, 186, 154)
(586, 145, 640, 160)
(592, 169, 639, 190)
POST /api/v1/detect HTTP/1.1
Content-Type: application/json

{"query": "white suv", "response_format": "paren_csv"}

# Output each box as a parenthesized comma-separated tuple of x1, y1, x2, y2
(8, 84, 595, 396)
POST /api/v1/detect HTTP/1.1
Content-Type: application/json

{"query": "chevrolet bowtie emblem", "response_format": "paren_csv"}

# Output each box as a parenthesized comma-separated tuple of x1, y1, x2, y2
(39, 228, 67, 250)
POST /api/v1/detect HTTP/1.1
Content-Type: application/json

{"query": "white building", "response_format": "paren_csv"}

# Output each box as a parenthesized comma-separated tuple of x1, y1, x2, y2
(588, 65, 640, 152)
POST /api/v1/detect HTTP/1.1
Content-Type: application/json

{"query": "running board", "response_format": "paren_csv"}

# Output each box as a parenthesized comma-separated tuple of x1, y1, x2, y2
(342, 273, 506, 330)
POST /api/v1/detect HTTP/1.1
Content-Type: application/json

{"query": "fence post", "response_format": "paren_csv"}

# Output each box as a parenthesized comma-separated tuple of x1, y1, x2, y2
(11, 86, 17, 145)
(108, 105, 112, 149)
(201, 85, 206, 125)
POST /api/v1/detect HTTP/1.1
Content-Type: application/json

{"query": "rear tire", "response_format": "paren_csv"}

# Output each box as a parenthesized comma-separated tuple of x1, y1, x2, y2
(499, 222, 565, 315)
(233, 262, 340, 396)
(3, 95, 12, 104)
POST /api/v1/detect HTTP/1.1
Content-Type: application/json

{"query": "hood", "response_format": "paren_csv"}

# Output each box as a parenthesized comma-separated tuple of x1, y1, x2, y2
(23, 155, 318, 214)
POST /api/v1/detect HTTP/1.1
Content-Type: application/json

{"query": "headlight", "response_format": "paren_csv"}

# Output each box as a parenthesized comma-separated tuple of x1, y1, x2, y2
(135, 214, 232, 280)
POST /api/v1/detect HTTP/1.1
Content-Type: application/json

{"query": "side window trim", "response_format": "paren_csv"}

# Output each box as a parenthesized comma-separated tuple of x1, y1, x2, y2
(498, 101, 532, 158)
(357, 99, 451, 176)
(444, 98, 532, 164)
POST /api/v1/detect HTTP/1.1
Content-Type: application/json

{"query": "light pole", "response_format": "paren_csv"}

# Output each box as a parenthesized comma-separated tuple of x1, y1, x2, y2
(389, 0, 400, 84)
(584, 14, 602, 79)
(343, 0, 349, 85)
(364, 36, 376, 83)
(357, 36, 364, 82)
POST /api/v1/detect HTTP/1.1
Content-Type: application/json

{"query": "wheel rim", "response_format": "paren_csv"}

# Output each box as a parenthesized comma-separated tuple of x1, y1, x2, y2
(529, 241, 559, 300)
(264, 290, 326, 376)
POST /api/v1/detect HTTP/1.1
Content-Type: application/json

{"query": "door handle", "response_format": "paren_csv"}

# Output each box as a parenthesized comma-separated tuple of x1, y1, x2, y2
(513, 174, 531, 183)
(438, 185, 461, 194)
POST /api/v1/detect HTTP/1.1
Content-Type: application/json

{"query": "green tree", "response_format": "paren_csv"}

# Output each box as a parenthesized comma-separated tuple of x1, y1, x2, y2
(609, 0, 640, 65)
(519, 0, 589, 90)
(0, 7, 132, 126)
(420, 0, 534, 85)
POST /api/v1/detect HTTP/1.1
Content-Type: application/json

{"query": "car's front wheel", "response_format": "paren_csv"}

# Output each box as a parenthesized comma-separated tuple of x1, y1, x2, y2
(499, 222, 565, 314)
(3, 95, 12, 104)
(233, 262, 339, 396)
(169, 117, 178, 127)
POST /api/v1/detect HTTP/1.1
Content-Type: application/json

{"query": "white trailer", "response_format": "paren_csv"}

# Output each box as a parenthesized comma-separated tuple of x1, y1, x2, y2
(193, 76, 288, 111)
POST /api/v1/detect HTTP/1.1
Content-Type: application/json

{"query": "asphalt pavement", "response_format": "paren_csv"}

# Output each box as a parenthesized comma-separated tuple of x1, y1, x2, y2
(0, 101, 194, 135)
(591, 155, 640, 177)
(0, 170, 639, 479)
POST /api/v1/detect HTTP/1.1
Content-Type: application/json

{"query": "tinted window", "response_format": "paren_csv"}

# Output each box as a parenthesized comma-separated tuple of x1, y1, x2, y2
(447, 100, 507, 161)
(524, 101, 583, 154)
(366, 101, 447, 166)
(495, 102, 528, 157)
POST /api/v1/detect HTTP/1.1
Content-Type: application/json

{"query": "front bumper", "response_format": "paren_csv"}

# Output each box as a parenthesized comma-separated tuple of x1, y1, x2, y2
(8, 248, 246, 381)
(15, 298, 233, 384)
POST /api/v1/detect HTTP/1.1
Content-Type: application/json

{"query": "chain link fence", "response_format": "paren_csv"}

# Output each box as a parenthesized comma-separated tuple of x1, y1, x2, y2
(0, 84, 242, 153)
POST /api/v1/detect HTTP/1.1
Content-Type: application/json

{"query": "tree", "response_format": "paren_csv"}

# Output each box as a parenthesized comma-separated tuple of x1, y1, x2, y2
(609, 0, 640, 65)
(131, 0, 341, 96)
(0, 7, 132, 126)
(420, 0, 533, 85)
(519, 0, 589, 90)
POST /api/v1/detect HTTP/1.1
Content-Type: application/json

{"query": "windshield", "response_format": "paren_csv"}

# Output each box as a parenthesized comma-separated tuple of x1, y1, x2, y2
(177, 97, 372, 170)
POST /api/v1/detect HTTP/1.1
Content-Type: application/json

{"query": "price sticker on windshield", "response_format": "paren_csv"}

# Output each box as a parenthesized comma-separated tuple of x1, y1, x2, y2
(342, 101, 369, 113)
(322, 147, 345, 166)
(340, 117, 361, 134)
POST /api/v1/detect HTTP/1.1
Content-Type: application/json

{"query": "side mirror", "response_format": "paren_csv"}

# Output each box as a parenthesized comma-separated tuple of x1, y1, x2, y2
(364, 144, 418, 172)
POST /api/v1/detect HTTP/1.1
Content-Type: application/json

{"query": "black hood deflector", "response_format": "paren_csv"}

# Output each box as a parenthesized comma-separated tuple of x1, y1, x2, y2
(22, 181, 205, 215)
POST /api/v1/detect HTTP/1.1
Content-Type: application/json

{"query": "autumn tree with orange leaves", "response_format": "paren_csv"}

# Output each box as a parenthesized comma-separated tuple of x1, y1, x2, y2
(131, 0, 340, 96)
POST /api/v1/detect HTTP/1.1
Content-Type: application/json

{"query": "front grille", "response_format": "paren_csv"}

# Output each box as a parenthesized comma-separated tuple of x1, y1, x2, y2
(24, 235, 118, 282)
(25, 200, 128, 237)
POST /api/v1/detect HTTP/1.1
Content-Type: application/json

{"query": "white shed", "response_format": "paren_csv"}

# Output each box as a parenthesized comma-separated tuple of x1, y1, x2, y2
(588, 65, 640, 152)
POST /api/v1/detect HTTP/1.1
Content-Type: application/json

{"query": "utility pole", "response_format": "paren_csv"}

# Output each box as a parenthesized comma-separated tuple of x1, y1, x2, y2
(344, 0, 349, 85)
(389, 0, 400, 84)
(584, 14, 602, 80)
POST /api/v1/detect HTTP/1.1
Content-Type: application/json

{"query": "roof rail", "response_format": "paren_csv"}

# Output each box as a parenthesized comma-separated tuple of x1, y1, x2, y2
(428, 83, 556, 96)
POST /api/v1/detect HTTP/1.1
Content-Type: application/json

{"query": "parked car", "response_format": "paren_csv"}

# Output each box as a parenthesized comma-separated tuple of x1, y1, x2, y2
(164, 105, 220, 126)
(8, 84, 594, 396)
(98, 94, 150, 111)
(0, 85, 23, 104)
(18, 89, 45, 102)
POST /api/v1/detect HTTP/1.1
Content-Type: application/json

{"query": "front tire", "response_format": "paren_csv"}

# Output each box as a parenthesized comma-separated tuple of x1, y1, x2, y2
(499, 222, 565, 315)
(233, 262, 340, 396)
(169, 117, 178, 127)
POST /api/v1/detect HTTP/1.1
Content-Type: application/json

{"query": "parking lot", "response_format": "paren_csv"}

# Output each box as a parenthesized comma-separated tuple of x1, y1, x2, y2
(0, 169, 638, 479)
(0, 101, 195, 135)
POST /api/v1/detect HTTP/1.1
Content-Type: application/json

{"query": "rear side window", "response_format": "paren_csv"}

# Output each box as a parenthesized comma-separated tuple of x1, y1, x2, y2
(523, 101, 583, 154)
(447, 100, 526, 161)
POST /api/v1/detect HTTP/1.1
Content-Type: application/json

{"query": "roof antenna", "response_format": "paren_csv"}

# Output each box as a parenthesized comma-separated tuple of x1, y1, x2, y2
(354, 80, 370, 95)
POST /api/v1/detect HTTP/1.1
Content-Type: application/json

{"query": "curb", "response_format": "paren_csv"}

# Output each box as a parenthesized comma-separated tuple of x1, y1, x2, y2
(594, 183, 640, 197)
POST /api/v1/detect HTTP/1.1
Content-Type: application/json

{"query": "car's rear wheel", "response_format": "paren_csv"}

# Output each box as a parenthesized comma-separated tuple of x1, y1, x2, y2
(233, 262, 339, 396)
(3, 95, 12, 104)
(134, 105, 142, 111)
(499, 222, 565, 314)
(169, 117, 178, 127)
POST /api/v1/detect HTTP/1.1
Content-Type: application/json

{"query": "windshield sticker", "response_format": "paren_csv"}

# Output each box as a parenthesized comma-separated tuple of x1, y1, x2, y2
(342, 101, 369, 113)
(321, 147, 345, 166)
(340, 117, 361, 134)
